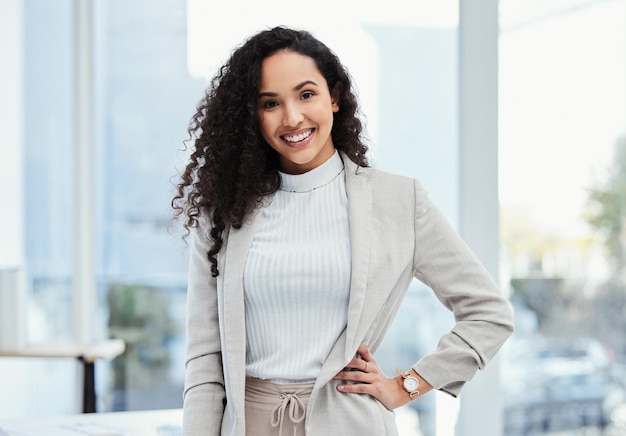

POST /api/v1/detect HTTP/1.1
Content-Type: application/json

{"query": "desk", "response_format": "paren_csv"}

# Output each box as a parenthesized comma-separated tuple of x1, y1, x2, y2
(0, 340, 125, 413)
(0, 408, 182, 436)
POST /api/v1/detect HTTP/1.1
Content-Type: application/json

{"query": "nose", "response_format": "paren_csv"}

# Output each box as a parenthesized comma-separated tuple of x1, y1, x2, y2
(282, 102, 304, 127)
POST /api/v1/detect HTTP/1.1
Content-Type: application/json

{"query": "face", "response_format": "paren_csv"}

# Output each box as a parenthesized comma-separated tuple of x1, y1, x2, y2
(257, 50, 339, 174)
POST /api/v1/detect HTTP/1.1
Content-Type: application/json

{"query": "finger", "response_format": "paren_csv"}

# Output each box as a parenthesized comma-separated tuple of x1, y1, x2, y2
(357, 344, 374, 362)
(343, 356, 368, 372)
(334, 370, 371, 383)
(342, 357, 359, 370)
(337, 381, 372, 394)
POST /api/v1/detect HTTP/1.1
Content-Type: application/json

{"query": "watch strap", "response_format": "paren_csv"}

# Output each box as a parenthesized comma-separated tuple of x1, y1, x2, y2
(397, 368, 420, 400)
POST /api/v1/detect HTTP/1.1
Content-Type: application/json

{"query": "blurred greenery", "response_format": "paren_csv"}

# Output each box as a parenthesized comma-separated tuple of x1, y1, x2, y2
(107, 283, 180, 392)
(585, 136, 626, 277)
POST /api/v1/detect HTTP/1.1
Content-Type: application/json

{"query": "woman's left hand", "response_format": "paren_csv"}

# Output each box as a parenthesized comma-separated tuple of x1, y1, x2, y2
(333, 344, 410, 410)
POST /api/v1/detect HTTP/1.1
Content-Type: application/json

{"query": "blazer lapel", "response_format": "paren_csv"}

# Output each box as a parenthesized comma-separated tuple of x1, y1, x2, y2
(221, 207, 262, 424)
(342, 155, 373, 361)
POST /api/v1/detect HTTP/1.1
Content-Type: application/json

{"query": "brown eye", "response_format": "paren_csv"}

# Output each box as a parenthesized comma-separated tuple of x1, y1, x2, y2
(300, 91, 314, 100)
(262, 100, 279, 109)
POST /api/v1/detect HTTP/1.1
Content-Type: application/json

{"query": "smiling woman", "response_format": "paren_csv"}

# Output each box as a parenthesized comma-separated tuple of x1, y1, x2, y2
(172, 26, 513, 436)
(257, 51, 339, 174)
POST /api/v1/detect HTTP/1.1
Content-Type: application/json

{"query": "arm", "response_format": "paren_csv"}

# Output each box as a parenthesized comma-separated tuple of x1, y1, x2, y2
(334, 178, 514, 406)
(182, 223, 226, 435)
(410, 178, 514, 396)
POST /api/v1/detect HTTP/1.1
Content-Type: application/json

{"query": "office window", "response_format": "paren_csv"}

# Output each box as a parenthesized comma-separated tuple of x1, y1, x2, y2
(13, 0, 206, 415)
(91, 0, 206, 411)
(23, 0, 74, 344)
(499, 1, 626, 433)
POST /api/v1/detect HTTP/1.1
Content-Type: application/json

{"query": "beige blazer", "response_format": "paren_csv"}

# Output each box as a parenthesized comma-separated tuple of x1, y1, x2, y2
(182, 153, 514, 436)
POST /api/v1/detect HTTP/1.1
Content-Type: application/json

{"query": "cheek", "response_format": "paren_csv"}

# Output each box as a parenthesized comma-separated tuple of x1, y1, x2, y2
(321, 106, 336, 130)
(258, 113, 274, 140)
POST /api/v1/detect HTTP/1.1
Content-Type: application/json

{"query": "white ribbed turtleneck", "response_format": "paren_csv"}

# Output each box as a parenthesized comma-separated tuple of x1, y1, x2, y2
(243, 151, 351, 383)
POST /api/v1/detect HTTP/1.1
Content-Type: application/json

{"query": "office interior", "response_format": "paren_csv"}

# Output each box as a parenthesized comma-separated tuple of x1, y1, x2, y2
(2, 1, 626, 435)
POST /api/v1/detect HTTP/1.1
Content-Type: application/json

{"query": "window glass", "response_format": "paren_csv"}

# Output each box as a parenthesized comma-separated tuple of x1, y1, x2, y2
(10, 0, 78, 419)
(499, 1, 626, 433)
(92, 0, 206, 411)
(24, 0, 74, 344)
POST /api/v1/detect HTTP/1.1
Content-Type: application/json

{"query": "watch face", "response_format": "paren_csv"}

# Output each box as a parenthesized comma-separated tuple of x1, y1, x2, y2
(403, 376, 419, 392)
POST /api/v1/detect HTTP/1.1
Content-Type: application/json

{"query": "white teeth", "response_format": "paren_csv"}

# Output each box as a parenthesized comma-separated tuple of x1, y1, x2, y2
(284, 130, 312, 143)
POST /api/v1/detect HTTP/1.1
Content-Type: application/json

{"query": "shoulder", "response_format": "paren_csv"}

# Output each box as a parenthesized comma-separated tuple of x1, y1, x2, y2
(359, 165, 414, 187)
(345, 158, 425, 198)
(343, 157, 435, 224)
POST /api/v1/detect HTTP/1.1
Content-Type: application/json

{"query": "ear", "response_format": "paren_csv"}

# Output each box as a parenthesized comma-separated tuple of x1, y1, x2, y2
(331, 84, 341, 113)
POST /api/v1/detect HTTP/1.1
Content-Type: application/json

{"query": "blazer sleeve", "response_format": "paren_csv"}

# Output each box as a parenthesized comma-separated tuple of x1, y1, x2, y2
(182, 222, 226, 435)
(410, 179, 514, 397)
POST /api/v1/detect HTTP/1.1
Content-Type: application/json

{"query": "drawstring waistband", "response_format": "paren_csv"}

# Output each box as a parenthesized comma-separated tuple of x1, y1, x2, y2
(245, 377, 314, 436)
(271, 392, 306, 436)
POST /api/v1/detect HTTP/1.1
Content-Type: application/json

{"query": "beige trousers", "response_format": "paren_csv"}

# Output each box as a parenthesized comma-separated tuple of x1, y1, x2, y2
(245, 377, 315, 436)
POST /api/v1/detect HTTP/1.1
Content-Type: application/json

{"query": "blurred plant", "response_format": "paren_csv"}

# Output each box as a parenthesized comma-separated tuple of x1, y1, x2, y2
(583, 136, 626, 358)
(585, 136, 626, 279)
(107, 283, 180, 407)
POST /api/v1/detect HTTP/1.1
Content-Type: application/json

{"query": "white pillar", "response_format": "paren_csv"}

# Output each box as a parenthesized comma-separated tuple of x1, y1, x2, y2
(73, 0, 96, 345)
(457, 1, 503, 436)
(0, 0, 26, 350)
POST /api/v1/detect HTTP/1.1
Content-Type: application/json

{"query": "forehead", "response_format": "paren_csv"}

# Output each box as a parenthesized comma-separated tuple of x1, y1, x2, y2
(259, 51, 326, 89)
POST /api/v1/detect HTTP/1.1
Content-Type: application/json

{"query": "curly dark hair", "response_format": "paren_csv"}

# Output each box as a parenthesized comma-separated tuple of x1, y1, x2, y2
(172, 26, 369, 277)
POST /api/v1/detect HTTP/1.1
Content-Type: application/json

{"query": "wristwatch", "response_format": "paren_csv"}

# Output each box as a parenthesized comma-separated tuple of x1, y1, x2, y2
(398, 368, 420, 400)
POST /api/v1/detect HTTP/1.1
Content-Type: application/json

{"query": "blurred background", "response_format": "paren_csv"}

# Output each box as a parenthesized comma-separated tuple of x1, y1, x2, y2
(2, 0, 626, 435)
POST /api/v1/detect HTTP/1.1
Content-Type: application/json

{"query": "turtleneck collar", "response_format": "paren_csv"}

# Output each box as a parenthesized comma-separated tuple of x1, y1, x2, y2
(279, 150, 344, 193)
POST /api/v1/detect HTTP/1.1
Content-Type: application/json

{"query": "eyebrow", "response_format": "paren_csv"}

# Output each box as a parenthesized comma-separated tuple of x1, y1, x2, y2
(258, 80, 319, 99)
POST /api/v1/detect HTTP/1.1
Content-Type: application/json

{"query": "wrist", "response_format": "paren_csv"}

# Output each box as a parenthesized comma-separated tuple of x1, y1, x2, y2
(397, 368, 420, 401)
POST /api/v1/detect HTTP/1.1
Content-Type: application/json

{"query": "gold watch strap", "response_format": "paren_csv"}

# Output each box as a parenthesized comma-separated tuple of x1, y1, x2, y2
(397, 368, 420, 400)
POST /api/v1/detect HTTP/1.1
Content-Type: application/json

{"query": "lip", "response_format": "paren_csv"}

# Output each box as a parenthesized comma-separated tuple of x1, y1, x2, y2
(280, 128, 315, 147)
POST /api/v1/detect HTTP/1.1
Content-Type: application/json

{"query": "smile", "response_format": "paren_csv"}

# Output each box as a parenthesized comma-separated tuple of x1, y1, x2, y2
(282, 129, 313, 143)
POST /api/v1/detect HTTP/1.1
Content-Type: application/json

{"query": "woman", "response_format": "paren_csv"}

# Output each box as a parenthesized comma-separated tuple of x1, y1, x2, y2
(172, 26, 514, 436)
